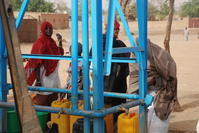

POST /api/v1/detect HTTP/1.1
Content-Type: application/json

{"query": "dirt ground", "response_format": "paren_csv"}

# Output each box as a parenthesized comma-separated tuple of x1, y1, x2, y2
(9, 18, 198, 132)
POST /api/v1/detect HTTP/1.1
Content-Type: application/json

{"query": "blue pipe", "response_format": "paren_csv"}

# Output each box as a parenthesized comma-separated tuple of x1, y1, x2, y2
(91, 0, 104, 132)
(104, 0, 116, 75)
(136, 0, 148, 133)
(0, 99, 144, 117)
(22, 54, 137, 63)
(0, 17, 8, 133)
(82, 0, 90, 132)
(115, 0, 141, 62)
(71, 0, 79, 110)
(6, 84, 139, 99)
(16, 0, 30, 29)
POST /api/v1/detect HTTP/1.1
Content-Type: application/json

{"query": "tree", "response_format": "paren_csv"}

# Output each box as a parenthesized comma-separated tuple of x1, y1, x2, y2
(179, 0, 199, 17)
(11, 0, 22, 11)
(126, 2, 136, 21)
(158, 1, 170, 20)
(119, 0, 131, 17)
(148, 2, 158, 20)
(11, 0, 55, 12)
(164, 0, 174, 53)
(28, 0, 55, 12)
(55, 2, 67, 13)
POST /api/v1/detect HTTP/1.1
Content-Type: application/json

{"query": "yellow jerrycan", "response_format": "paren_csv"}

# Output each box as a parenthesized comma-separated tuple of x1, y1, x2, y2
(69, 100, 84, 133)
(51, 99, 70, 133)
(117, 112, 139, 133)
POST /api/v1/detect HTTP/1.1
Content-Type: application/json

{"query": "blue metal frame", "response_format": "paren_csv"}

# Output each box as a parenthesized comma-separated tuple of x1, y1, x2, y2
(71, 0, 79, 111)
(82, 0, 91, 132)
(104, 0, 116, 75)
(0, 0, 150, 132)
(16, 0, 30, 29)
(91, 0, 104, 132)
(0, 17, 8, 133)
(136, 0, 148, 132)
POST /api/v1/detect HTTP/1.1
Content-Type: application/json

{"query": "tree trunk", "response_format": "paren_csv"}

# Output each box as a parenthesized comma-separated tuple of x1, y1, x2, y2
(119, 0, 130, 17)
(164, 0, 174, 53)
(164, 0, 183, 112)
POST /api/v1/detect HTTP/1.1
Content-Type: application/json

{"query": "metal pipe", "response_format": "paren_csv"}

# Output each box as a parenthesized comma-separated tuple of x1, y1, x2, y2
(15, 0, 30, 29)
(0, 99, 144, 117)
(82, 0, 91, 132)
(71, 0, 79, 110)
(22, 54, 137, 63)
(104, 0, 116, 75)
(115, 0, 141, 61)
(91, 0, 104, 132)
(136, 0, 148, 133)
(6, 84, 139, 99)
(0, 17, 8, 133)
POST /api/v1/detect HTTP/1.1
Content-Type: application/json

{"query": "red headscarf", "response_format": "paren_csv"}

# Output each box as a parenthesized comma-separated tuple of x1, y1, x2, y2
(105, 20, 120, 38)
(114, 20, 120, 30)
(25, 21, 64, 85)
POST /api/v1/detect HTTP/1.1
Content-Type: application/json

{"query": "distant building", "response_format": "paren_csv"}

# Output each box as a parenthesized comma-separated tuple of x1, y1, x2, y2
(40, 13, 70, 29)
(14, 12, 70, 43)
(188, 17, 199, 28)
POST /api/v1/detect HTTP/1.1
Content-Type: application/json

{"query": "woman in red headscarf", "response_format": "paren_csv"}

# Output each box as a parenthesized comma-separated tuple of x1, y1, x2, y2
(25, 21, 64, 106)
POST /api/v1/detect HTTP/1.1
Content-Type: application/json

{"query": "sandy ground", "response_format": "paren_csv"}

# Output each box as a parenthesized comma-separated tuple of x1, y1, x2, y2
(6, 19, 199, 132)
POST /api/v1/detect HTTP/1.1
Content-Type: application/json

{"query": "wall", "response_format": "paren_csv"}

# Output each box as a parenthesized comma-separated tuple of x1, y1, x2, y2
(189, 17, 199, 28)
(40, 13, 70, 29)
(18, 18, 39, 43)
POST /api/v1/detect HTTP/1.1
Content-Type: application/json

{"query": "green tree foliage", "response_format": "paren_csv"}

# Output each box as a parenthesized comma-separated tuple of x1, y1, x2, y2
(179, 0, 199, 17)
(11, 0, 55, 13)
(11, 0, 22, 11)
(126, 2, 136, 21)
(126, 2, 158, 21)
(158, 2, 170, 20)
(148, 2, 158, 20)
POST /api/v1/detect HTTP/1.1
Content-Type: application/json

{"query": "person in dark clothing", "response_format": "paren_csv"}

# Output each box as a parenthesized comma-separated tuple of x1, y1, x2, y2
(90, 20, 129, 123)
(103, 20, 130, 122)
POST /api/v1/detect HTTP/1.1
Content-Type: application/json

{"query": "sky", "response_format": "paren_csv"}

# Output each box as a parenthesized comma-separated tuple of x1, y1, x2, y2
(48, 0, 189, 8)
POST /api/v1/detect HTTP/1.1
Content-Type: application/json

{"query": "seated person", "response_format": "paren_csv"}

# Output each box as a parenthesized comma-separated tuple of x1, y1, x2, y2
(63, 43, 83, 99)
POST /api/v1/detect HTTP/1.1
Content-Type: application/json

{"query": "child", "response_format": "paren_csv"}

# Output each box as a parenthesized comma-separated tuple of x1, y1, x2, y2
(64, 43, 83, 99)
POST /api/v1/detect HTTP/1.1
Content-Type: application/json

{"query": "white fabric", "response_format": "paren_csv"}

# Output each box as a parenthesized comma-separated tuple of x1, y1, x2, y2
(184, 28, 189, 41)
(36, 65, 60, 95)
(196, 120, 199, 133)
(147, 91, 170, 133)
(148, 104, 170, 133)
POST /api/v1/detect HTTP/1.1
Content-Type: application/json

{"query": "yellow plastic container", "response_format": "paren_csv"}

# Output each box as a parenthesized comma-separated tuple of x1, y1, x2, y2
(69, 100, 84, 133)
(117, 113, 139, 133)
(51, 99, 70, 133)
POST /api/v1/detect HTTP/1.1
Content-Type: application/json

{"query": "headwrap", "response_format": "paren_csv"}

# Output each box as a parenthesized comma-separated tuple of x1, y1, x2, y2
(114, 20, 120, 30)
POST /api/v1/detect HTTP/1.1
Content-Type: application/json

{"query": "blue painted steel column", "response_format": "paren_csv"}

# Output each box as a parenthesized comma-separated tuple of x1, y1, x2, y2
(82, 0, 91, 132)
(104, 0, 116, 75)
(0, 17, 8, 133)
(91, 0, 104, 132)
(136, 0, 148, 133)
(71, 0, 79, 110)
(16, 0, 30, 29)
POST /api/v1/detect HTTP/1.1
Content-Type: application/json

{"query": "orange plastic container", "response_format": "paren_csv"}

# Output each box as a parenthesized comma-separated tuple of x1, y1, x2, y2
(104, 113, 114, 133)
(51, 99, 70, 133)
(117, 112, 139, 133)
